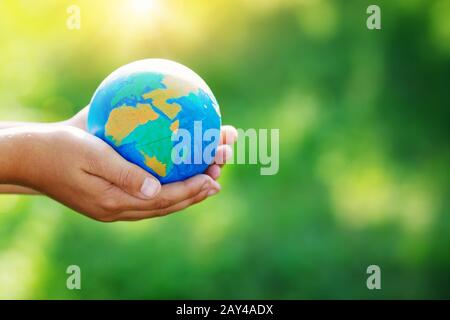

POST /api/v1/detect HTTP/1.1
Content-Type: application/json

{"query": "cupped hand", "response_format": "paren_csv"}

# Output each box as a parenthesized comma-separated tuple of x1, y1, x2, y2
(15, 126, 221, 222)
(67, 106, 238, 180)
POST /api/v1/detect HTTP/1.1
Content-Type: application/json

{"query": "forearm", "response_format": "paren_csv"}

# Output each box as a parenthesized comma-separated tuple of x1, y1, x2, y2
(0, 127, 42, 194)
(0, 107, 88, 195)
(0, 129, 25, 184)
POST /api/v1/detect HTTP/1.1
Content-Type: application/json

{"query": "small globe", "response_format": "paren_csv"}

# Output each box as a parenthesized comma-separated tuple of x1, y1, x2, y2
(87, 59, 222, 184)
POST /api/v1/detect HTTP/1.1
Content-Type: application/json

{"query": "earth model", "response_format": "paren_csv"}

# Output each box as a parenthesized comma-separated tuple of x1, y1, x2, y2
(87, 59, 222, 183)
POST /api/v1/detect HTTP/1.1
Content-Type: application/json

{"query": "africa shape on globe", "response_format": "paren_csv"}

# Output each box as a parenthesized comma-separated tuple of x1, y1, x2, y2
(87, 59, 222, 184)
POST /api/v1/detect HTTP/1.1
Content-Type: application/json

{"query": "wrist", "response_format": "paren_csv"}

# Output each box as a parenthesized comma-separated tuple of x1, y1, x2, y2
(0, 129, 25, 184)
(0, 127, 48, 186)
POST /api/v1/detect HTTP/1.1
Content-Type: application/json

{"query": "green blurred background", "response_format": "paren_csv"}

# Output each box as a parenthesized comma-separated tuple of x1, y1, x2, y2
(0, 0, 449, 299)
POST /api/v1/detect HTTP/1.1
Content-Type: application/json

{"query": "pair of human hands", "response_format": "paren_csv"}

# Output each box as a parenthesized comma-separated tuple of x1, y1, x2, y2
(1, 107, 237, 222)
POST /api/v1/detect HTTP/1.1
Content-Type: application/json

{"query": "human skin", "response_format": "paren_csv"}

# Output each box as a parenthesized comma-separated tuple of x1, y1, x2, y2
(0, 107, 237, 222)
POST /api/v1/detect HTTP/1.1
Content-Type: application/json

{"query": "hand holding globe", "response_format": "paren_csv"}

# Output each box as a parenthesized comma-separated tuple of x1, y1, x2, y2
(0, 59, 237, 222)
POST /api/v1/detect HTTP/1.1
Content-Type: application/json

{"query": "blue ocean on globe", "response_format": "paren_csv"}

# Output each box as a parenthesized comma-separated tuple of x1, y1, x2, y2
(87, 59, 222, 184)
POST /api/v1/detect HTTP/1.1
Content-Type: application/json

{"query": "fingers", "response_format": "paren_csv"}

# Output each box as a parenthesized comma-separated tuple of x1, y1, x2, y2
(110, 174, 220, 221)
(205, 125, 237, 181)
(205, 126, 236, 180)
(84, 142, 161, 200)
(220, 125, 238, 145)
(115, 187, 212, 221)
(205, 164, 221, 180)
(157, 174, 220, 206)
(205, 145, 232, 181)
(214, 144, 233, 166)
(108, 174, 218, 212)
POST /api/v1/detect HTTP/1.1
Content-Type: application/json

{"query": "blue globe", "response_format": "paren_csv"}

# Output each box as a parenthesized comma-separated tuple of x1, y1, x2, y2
(87, 59, 222, 184)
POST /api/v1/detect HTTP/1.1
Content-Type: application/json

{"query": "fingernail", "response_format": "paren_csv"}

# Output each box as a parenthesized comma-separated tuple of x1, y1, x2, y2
(141, 177, 159, 198)
(208, 189, 219, 197)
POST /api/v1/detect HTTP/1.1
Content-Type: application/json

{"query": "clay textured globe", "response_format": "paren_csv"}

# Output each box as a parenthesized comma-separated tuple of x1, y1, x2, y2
(87, 59, 222, 183)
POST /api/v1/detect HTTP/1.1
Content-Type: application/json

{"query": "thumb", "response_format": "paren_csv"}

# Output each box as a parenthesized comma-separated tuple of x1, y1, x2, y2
(95, 148, 161, 200)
